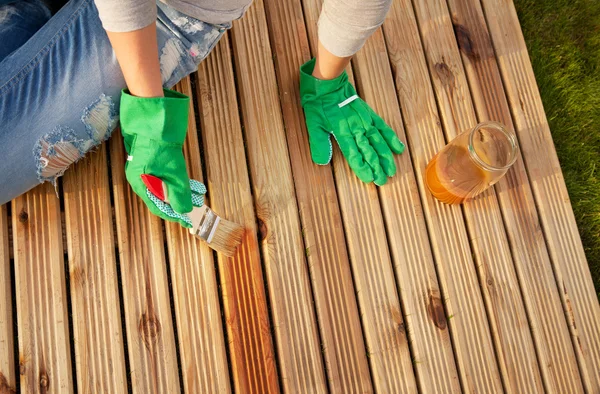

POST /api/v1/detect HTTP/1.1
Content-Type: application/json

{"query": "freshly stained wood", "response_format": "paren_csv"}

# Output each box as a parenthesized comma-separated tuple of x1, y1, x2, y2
(383, 0, 504, 392)
(163, 77, 231, 394)
(12, 184, 73, 393)
(302, 1, 418, 393)
(447, 0, 585, 391)
(230, 2, 329, 392)
(352, 29, 462, 393)
(479, 0, 600, 390)
(196, 37, 280, 393)
(262, 0, 373, 391)
(0, 204, 15, 394)
(109, 132, 181, 394)
(410, 0, 545, 391)
(62, 144, 127, 393)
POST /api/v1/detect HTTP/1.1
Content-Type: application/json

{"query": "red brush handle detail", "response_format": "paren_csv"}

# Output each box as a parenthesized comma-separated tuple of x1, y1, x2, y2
(141, 174, 166, 201)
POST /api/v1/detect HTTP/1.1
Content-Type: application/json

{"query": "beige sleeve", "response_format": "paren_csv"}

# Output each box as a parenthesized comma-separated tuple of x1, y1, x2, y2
(94, 0, 157, 32)
(318, 0, 392, 57)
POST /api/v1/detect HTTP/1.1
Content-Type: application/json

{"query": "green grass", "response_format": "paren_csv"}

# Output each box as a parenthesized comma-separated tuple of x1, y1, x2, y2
(514, 0, 600, 295)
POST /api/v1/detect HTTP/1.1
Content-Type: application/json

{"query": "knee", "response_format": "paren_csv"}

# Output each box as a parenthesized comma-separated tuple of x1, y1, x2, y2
(34, 94, 118, 183)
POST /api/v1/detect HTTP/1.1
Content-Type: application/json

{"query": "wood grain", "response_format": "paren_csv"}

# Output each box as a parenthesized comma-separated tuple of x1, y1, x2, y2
(447, 0, 586, 391)
(261, 0, 374, 392)
(62, 144, 127, 394)
(302, 1, 419, 393)
(0, 204, 15, 394)
(383, 0, 504, 391)
(196, 36, 280, 393)
(164, 77, 232, 394)
(109, 132, 181, 394)
(478, 0, 600, 390)
(410, 0, 548, 391)
(352, 29, 462, 393)
(12, 184, 73, 393)
(229, 3, 329, 390)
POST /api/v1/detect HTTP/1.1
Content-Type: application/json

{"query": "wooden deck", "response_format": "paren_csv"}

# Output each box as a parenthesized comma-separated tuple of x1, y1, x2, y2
(1, 0, 599, 392)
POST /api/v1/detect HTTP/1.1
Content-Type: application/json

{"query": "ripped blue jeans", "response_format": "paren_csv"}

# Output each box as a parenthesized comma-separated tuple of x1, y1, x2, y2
(0, 0, 229, 204)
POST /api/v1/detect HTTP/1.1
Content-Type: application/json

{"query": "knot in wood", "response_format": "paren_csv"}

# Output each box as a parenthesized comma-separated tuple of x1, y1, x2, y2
(39, 372, 49, 389)
(18, 209, 28, 223)
(427, 292, 447, 330)
(139, 312, 162, 349)
(19, 361, 26, 376)
(257, 218, 268, 242)
(452, 23, 479, 61)
(434, 62, 455, 89)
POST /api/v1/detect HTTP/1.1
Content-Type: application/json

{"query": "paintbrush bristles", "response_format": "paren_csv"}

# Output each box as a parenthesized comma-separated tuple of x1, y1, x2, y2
(208, 218, 245, 257)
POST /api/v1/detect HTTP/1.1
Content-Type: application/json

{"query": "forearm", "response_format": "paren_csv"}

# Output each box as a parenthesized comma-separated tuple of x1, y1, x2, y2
(313, 41, 350, 80)
(106, 24, 164, 98)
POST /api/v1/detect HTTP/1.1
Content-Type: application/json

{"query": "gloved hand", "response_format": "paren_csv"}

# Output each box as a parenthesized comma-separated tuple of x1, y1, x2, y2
(120, 88, 193, 227)
(300, 58, 405, 186)
(145, 178, 207, 228)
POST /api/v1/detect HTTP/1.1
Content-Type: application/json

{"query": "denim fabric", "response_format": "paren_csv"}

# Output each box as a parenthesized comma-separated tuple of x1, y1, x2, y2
(0, 0, 228, 204)
(0, 0, 51, 59)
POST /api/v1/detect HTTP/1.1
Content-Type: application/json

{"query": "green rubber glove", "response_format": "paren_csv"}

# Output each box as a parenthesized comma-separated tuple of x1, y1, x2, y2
(300, 58, 405, 186)
(120, 88, 193, 227)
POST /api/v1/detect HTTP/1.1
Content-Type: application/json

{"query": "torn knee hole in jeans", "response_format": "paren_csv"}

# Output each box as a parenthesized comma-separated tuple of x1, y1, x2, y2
(34, 94, 118, 184)
(34, 127, 86, 183)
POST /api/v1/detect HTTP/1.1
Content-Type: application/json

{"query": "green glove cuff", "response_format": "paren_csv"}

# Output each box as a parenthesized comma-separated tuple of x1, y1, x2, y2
(299, 58, 353, 103)
(120, 89, 190, 144)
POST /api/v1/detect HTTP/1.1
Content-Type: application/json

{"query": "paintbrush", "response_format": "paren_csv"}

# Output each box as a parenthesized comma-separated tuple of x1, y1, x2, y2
(141, 174, 244, 257)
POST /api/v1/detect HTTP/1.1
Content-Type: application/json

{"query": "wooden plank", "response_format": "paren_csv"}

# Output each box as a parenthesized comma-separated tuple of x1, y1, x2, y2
(164, 77, 231, 394)
(478, 0, 600, 390)
(195, 37, 280, 393)
(300, 1, 419, 393)
(229, 3, 329, 390)
(261, 0, 374, 392)
(0, 204, 16, 394)
(351, 30, 462, 393)
(62, 144, 127, 393)
(382, 1, 505, 392)
(410, 0, 548, 391)
(446, 0, 587, 391)
(109, 131, 181, 394)
(12, 184, 73, 393)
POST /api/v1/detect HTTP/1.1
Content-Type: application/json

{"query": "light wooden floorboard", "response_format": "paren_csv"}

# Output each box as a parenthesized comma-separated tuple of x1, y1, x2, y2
(12, 184, 73, 393)
(0, 205, 15, 394)
(62, 145, 127, 393)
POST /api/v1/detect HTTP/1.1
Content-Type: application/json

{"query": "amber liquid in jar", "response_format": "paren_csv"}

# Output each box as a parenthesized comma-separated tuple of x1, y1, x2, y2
(425, 122, 518, 205)
(425, 145, 494, 204)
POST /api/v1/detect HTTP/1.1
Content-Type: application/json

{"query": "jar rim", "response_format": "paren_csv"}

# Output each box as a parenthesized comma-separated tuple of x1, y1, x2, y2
(468, 121, 519, 172)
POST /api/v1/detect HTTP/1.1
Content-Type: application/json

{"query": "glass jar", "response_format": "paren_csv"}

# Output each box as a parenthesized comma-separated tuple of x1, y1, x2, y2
(425, 121, 519, 204)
